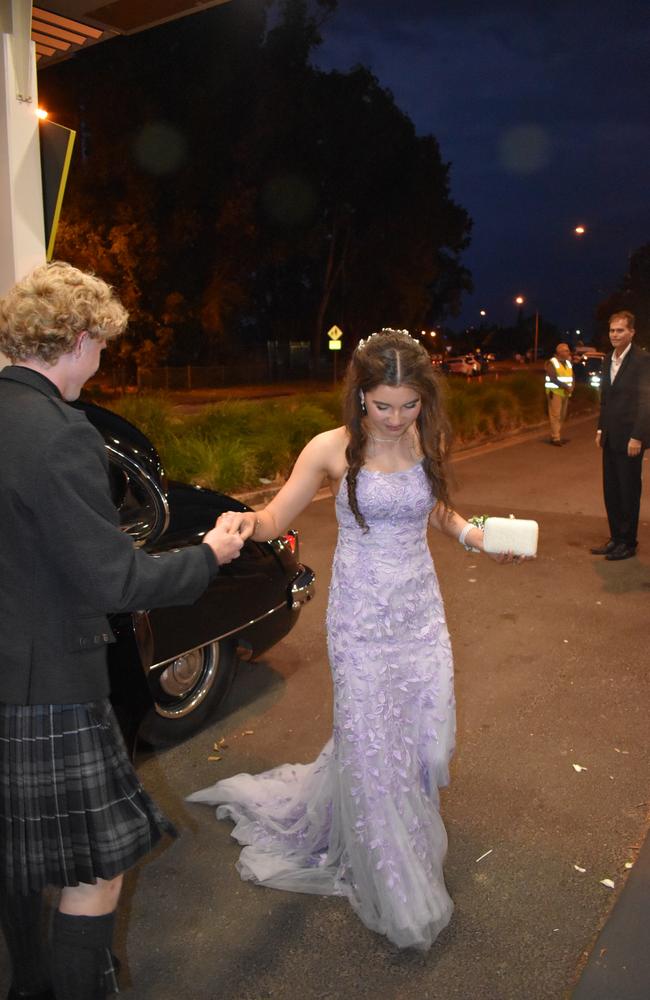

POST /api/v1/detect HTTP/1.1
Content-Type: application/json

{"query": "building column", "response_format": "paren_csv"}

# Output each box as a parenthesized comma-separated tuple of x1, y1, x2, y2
(0, 0, 46, 303)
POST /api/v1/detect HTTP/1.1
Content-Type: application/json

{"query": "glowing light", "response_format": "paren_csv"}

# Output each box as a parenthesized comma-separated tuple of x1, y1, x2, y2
(36, 107, 48, 120)
(574, 224, 586, 235)
(479, 309, 486, 317)
(515, 295, 525, 306)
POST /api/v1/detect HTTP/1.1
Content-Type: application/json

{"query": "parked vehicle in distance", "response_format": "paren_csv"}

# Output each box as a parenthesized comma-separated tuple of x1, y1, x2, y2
(442, 354, 482, 376)
(573, 345, 602, 360)
(76, 401, 315, 751)
(573, 352, 605, 388)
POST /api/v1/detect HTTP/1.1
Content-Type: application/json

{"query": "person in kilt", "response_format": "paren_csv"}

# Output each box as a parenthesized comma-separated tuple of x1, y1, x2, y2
(0, 262, 244, 1000)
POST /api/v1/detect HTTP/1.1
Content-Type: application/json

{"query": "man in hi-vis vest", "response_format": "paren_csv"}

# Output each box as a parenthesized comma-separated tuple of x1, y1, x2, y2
(545, 343, 574, 446)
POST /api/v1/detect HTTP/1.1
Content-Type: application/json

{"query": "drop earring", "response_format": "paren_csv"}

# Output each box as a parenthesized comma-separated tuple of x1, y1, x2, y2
(359, 390, 367, 415)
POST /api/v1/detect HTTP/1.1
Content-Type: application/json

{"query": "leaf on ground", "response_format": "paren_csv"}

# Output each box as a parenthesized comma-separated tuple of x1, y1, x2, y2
(207, 755, 222, 762)
(572, 763, 587, 772)
(574, 865, 586, 873)
(600, 878, 615, 889)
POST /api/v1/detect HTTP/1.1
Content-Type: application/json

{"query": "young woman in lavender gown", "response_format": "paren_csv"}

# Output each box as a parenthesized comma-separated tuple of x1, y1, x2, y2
(189, 328, 518, 950)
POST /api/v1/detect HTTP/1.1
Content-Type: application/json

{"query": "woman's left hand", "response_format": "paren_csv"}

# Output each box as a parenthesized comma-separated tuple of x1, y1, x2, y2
(488, 551, 533, 564)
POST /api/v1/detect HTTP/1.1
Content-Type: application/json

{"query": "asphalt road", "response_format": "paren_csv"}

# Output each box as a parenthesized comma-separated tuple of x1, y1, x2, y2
(2, 413, 649, 1000)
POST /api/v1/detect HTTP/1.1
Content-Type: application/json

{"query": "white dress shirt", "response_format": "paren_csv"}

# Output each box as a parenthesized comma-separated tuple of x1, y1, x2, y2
(610, 343, 632, 382)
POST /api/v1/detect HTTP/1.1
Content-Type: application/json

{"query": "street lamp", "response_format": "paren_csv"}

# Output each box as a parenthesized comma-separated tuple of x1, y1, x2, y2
(479, 309, 486, 317)
(574, 224, 586, 236)
(514, 295, 542, 362)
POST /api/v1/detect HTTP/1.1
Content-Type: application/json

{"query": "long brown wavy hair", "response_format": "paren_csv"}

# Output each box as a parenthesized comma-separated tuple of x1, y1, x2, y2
(342, 329, 453, 531)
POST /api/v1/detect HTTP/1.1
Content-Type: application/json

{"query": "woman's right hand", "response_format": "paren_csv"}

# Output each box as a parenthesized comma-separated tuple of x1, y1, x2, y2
(217, 510, 257, 541)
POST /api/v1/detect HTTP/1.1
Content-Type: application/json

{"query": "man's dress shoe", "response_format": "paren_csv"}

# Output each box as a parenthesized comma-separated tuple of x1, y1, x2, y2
(605, 543, 636, 561)
(590, 539, 616, 555)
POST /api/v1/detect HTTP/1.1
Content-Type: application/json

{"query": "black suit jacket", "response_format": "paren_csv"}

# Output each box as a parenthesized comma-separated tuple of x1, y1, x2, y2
(597, 345, 650, 453)
(0, 366, 217, 705)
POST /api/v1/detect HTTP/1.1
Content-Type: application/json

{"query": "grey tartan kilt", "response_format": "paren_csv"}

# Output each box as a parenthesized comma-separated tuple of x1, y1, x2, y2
(0, 699, 176, 894)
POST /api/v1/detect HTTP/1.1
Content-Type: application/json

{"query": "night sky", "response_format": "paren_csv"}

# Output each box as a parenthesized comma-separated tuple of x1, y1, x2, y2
(312, 0, 650, 337)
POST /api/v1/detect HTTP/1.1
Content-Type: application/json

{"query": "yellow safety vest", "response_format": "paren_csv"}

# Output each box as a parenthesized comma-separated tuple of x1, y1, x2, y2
(545, 357, 573, 396)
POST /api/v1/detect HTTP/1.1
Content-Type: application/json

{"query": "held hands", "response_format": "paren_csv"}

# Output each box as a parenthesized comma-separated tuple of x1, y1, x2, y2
(202, 518, 245, 565)
(216, 510, 258, 541)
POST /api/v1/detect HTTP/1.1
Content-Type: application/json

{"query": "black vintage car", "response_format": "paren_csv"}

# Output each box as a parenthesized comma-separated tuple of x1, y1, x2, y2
(77, 401, 315, 751)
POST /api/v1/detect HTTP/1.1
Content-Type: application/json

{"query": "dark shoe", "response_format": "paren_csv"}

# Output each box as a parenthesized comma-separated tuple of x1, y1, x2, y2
(550, 439, 562, 447)
(590, 539, 616, 555)
(7, 988, 55, 999)
(605, 543, 636, 561)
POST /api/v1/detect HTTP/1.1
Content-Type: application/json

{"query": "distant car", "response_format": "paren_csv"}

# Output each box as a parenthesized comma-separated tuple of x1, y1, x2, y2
(573, 353, 605, 388)
(573, 345, 602, 360)
(442, 355, 482, 376)
(77, 401, 315, 751)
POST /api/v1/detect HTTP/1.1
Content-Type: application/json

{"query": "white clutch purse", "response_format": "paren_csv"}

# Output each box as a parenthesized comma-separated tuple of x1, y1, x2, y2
(482, 516, 539, 557)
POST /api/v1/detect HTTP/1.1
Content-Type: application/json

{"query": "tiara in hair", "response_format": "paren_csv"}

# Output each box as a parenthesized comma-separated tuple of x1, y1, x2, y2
(356, 328, 416, 351)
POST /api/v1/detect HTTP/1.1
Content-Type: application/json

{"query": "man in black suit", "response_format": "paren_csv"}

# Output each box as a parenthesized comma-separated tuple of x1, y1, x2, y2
(591, 310, 650, 561)
(0, 263, 243, 999)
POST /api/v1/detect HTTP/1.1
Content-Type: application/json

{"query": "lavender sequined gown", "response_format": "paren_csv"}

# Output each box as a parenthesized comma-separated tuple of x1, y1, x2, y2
(188, 462, 456, 949)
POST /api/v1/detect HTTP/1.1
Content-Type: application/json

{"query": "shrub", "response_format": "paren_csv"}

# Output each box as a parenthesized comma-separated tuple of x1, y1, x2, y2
(101, 372, 596, 493)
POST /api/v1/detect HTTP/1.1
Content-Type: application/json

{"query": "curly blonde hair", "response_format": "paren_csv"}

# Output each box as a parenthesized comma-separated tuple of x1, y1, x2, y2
(0, 261, 128, 364)
(342, 329, 453, 531)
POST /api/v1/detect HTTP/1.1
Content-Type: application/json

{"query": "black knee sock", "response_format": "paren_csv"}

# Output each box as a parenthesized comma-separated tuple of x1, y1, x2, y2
(0, 889, 50, 995)
(51, 911, 118, 999)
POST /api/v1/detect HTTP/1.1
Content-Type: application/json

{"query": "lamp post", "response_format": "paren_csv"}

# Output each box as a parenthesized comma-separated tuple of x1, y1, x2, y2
(515, 295, 540, 362)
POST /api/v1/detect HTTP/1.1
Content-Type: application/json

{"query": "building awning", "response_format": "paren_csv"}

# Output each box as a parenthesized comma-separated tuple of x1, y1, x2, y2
(33, 1, 232, 67)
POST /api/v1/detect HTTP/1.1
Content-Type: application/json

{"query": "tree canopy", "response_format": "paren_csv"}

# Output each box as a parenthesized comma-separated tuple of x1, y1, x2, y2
(39, 0, 472, 368)
(596, 243, 650, 349)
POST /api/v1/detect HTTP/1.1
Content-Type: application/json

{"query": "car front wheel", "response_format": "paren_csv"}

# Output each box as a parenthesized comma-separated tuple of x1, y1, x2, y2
(138, 637, 237, 746)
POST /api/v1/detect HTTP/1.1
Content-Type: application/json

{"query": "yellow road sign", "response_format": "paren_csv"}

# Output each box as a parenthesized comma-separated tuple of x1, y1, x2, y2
(329, 339, 342, 350)
(327, 325, 343, 341)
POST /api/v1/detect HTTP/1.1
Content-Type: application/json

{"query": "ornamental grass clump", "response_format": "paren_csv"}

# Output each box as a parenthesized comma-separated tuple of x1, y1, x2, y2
(167, 436, 260, 494)
(109, 394, 178, 452)
(108, 395, 337, 492)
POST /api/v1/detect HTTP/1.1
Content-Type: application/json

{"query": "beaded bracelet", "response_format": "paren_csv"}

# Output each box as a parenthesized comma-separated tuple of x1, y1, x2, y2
(459, 515, 487, 553)
(458, 523, 473, 547)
